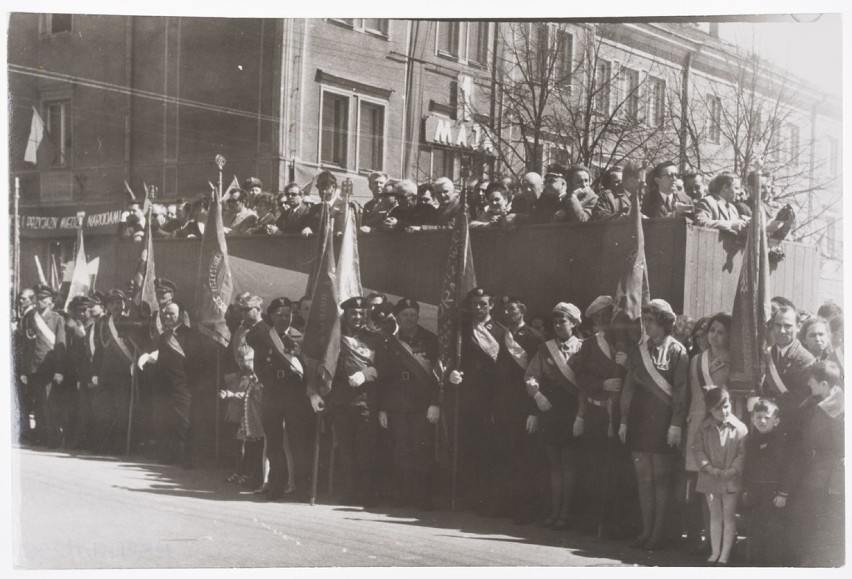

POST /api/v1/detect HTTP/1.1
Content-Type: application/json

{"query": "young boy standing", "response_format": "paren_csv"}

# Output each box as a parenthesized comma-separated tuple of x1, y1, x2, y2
(743, 398, 788, 566)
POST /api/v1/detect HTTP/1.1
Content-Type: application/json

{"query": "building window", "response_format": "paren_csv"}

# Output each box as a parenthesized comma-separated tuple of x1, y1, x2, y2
(645, 76, 665, 128)
(555, 30, 573, 86)
(45, 100, 71, 166)
(621, 67, 640, 119)
(431, 148, 455, 181)
(437, 21, 489, 67)
(708, 95, 722, 144)
(437, 21, 462, 58)
(787, 124, 800, 167)
(320, 92, 349, 167)
(46, 14, 72, 35)
(594, 59, 612, 115)
(358, 101, 385, 172)
(329, 18, 389, 37)
(467, 22, 489, 67)
(827, 136, 839, 176)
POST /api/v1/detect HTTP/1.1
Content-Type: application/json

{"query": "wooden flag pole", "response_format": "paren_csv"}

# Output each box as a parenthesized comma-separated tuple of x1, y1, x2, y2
(214, 155, 226, 464)
(13, 178, 21, 300)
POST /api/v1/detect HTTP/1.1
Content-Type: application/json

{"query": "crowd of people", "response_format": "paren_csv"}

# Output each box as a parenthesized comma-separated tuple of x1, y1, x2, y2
(117, 161, 796, 242)
(12, 255, 845, 567)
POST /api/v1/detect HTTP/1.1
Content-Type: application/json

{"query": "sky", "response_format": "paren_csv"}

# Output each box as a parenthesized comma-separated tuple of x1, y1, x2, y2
(718, 15, 842, 97)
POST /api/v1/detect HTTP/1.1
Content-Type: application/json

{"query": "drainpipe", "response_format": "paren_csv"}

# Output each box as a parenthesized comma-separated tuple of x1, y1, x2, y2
(679, 49, 693, 173)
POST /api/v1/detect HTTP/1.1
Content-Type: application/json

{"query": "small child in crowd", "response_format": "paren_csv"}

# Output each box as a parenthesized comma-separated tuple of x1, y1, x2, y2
(693, 387, 748, 565)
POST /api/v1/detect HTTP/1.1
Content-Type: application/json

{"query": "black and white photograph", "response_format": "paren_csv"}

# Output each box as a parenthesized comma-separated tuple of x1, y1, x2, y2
(4, 1, 847, 571)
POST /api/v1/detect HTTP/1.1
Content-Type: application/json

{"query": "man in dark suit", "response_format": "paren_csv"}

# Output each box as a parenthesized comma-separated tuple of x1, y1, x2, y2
(19, 284, 67, 447)
(276, 183, 316, 236)
(593, 166, 632, 221)
(694, 171, 749, 234)
(641, 161, 694, 218)
(13, 288, 36, 443)
(510, 172, 560, 224)
(762, 305, 816, 431)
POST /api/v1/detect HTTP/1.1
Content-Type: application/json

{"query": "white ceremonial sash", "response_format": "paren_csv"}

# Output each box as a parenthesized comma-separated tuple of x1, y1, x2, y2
(596, 332, 612, 360)
(108, 316, 134, 363)
(232, 326, 249, 364)
(639, 338, 673, 399)
(545, 340, 578, 386)
(700, 350, 714, 387)
(504, 328, 529, 370)
(87, 322, 96, 357)
(766, 354, 789, 394)
(33, 311, 56, 349)
(155, 312, 164, 336)
(473, 323, 500, 362)
(269, 327, 304, 378)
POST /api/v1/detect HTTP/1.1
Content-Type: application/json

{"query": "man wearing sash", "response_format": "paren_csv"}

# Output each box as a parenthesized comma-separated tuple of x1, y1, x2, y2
(523, 302, 584, 529)
(312, 296, 385, 507)
(492, 296, 543, 521)
(71, 294, 103, 451)
(91, 290, 137, 454)
(618, 299, 689, 551)
(19, 285, 66, 447)
(448, 288, 507, 513)
(224, 188, 258, 235)
(571, 295, 635, 537)
(247, 298, 313, 502)
(377, 298, 440, 510)
(154, 302, 202, 467)
(762, 305, 815, 432)
(64, 296, 95, 450)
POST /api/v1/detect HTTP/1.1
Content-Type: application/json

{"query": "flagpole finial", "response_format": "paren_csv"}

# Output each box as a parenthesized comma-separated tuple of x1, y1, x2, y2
(215, 155, 226, 171)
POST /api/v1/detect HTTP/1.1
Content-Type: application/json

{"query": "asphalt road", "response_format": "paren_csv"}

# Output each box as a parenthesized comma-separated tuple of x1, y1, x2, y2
(12, 446, 698, 569)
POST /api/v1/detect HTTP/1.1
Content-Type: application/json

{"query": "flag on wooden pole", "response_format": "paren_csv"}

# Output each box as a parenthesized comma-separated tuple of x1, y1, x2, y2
(613, 187, 650, 321)
(132, 206, 158, 317)
(730, 173, 771, 391)
(436, 188, 477, 380)
(64, 214, 91, 309)
(195, 189, 233, 346)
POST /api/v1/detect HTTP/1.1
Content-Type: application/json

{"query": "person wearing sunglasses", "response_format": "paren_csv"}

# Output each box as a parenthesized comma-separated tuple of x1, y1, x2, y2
(641, 161, 694, 219)
(275, 182, 316, 236)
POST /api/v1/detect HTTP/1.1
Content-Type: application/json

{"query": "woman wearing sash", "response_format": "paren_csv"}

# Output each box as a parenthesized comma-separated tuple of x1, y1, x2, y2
(684, 312, 732, 552)
(619, 299, 689, 550)
(524, 302, 583, 529)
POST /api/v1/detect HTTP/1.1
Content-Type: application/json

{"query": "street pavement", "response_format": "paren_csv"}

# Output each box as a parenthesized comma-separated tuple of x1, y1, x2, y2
(11, 446, 700, 569)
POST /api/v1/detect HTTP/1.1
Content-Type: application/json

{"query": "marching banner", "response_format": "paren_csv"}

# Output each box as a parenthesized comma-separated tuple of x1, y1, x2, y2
(195, 190, 233, 346)
(613, 186, 650, 321)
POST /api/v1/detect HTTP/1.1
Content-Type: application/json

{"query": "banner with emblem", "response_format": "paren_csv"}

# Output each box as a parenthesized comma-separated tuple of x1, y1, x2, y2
(133, 206, 158, 317)
(63, 218, 92, 310)
(613, 186, 649, 322)
(437, 188, 477, 379)
(195, 188, 233, 346)
(730, 171, 771, 393)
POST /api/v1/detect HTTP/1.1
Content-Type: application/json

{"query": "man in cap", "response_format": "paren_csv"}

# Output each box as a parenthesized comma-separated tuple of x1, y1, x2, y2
(377, 298, 441, 509)
(308, 296, 386, 506)
(243, 177, 263, 208)
(276, 182, 316, 236)
(63, 296, 96, 449)
(570, 296, 637, 537)
(447, 287, 508, 513)
(553, 165, 599, 223)
(70, 294, 103, 450)
(18, 285, 67, 447)
(225, 189, 259, 235)
(593, 167, 632, 221)
(247, 297, 314, 501)
(139, 301, 202, 467)
(314, 170, 360, 236)
(91, 289, 137, 454)
(491, 296, 544, 521)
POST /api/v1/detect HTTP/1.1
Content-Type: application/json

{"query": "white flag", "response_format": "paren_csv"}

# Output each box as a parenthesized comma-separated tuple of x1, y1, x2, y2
(24, 106, 44, 164)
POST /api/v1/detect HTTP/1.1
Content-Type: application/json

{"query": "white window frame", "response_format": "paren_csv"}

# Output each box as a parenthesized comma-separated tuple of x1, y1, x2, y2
(436, 21, 490, 68)
(328, 18, 389, 38)
(593, 58, 612, 115)
(620, 66, 640, 120)
(647, 76, 665, 129)
(318, 86, 387, 173)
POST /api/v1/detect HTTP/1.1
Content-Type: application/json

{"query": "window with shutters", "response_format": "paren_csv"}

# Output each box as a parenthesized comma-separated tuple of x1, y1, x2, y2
(708, 95, 722, 144)
(594, 59, 612, 115)
(45, 100, 71, 167)
(621, 67, 640, 119)
(647, 76, 665, 128)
